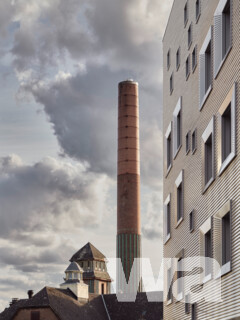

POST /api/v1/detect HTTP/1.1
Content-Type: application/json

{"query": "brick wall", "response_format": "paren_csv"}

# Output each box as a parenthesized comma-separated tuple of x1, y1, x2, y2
(14, 308, 58, 320)
(163, 0, 240, 319)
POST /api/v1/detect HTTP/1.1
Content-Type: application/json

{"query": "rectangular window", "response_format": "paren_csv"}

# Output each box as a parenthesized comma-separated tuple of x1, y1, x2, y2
(192, 129, 197, 153)
(167, 135, 172, 169)
(31, 312, 40, 320)
(205, 230, 212, 276)
(222, 212, 231, 265)
(202, 117, 215, 190)
(186, 131, 190, 154)
(184, 2, 188, 26)
(167, 49, 171, 70)
(165, 122, 172, 173)
(170, 73, 173, 94)
(177, 258, 183, 299)
(175, 171, 183, 225)
(192, 46, 197, 71)
(164, 195, 171, 243)
(218, 84, 236, 175)
(223, 1, 231, 56)
(205, 134, 213, 185)
(185, 294, 190, 314)
(190, 211, 194, 232)
(167, 268, 172, 302)
(186, 56, 190, 79)
(173, 97, 182, 157)
(175, 171, 184, 225)
(205, 42, 212, 92)
(167, 268, 172, 301)
(188, 24, 192, 48)
(200, 218, 212, 281)
(177, 184, 183, 222)
(214, 200, 232, 277)
(191, 303, 197, 320)
(214, 0, 231, 77)
(167, 202, 171, 236)
(176, 47, 180, 70)
(196, 0, 201, 21)
(199, 27, 212, 109)
(222, 104, 231, 161)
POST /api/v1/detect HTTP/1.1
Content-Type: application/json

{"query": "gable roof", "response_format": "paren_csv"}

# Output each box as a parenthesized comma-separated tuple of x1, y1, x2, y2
(0, 288, 163, 320)
(0, 287, 108, 320)
(70, 242, 106, 262)
(0, 299, 27, 320)
(103, 292, 163, 320)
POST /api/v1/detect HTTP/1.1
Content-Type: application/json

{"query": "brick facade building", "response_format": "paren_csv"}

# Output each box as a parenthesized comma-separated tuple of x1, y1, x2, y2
(163, 0, 240, 319)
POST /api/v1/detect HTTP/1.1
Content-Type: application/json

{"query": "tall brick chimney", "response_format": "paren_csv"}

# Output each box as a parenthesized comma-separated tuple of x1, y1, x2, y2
(117, 80, 141, 293)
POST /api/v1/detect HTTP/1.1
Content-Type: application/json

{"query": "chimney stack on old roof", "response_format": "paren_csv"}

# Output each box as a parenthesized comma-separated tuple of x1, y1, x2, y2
(27, 290, 34, 299)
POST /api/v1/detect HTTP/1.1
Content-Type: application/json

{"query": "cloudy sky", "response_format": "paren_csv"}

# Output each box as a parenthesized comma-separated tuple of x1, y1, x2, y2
(0, 0, 173, 310)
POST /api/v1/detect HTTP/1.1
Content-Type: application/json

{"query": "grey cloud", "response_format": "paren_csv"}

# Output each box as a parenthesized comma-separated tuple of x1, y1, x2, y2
(0, 238, 75, 272)
(3, 0, 172, 82)
(22, 65, 163, 189)
(0, 154, 111, 239)
(25, 67, 126, 175)
(5, 0, 168, 186)
(0, 2, 14, 37)
(142, 192, 162, 240)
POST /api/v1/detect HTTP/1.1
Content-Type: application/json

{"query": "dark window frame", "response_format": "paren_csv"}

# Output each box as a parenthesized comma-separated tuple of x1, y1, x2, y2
(199, 27, 212, 110)
(170, 73, 174, 94)
(188, 23, 192, 49)
(205, 229, 212, 276)
(166, 201, 171, 237)
(184, 1, 188, 27)
(185, 294, 190, 314)
(190, 210, 194, 232)
(176, 47, 181, 70)
(204, 134, 213, 185)
(167, 267, 173, 302)
(191, 303, 197, 320)
(186, 131, 190, 154)
(186, 55, 190, 80)
(222, 0, 231, 60)
(192, 46, 197, 72)
(205, 41, 212, 93)
(167, 49, 171, 70)
(222, 211, 231, 266)
(221, 103, 232, 162)
(177, 182, 183, 222)
(196, 0, 201, 22)
(192, 129, 197, 154)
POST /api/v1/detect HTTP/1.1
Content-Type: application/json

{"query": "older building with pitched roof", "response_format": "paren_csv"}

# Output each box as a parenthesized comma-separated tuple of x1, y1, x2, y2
(0, 241, 163, 319)
(0, 288, 163, 320)
(70, 242, 112, 295)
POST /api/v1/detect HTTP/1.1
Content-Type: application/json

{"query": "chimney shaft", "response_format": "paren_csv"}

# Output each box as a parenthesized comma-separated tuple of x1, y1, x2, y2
(117, 80, 141, 293)
(28, 290, 34, 299)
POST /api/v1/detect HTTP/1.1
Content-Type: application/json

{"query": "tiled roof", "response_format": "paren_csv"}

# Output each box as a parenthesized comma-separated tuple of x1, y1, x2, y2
(70, 242, 106, 262)
(65, 261, 83, 273)
(0, 299, 27, 320)
(0, 288, 163, 320)
(83, 270, 112, 281)
(103, 292, 163, 320)
(0, 287, 108, 320)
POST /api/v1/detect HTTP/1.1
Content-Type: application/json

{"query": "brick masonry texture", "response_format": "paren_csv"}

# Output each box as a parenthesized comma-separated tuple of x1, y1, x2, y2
(163, 0, 240, 319)
(117, 80, 141, 291)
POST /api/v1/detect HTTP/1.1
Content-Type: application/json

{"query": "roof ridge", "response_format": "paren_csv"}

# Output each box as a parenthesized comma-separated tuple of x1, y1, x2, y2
(70, 242, 106, 262)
